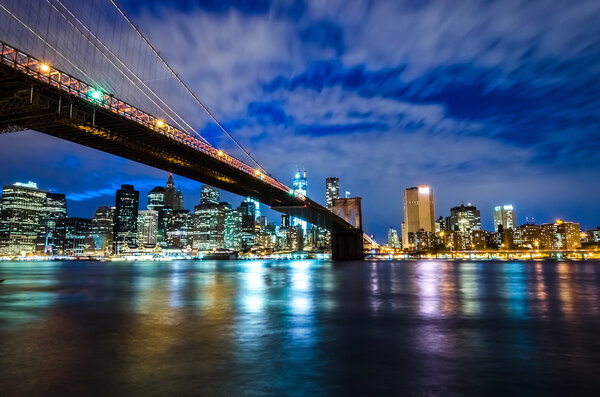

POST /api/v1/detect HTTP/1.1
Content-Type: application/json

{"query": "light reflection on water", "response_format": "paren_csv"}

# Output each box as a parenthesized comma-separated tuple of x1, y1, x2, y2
(2, 260, 600, 396)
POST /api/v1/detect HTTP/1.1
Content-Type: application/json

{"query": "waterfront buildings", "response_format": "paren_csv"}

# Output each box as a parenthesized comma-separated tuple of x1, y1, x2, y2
(0, 182, 47, 255)
(137, 210, 158, 247)
(224, 210, 243, 250)
(55, 217, 90, 256)
(401, 185, 435, 250)
(387, 227, 401, 249)
(493, 205, 516, 232)
(326, 177, 340, 209)
(35, 192, 67, 254)
(292, 170, 308, 235)
(86, 206, 113, 254)
(113, 184, 139, 253)
(167, 209, 190, 248)
(540, 220, 581, 250)
(446, 203, 481, 233)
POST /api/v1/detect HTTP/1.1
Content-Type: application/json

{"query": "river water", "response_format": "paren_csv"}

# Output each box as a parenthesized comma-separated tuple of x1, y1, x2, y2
(1, 260, 600, 396)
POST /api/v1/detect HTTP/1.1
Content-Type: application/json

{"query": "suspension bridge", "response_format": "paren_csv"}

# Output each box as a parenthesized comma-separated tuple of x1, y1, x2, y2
(0, 0, 364, 259)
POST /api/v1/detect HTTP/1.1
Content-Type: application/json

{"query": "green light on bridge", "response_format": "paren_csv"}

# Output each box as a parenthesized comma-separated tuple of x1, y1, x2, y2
(89, 89, 103, 101)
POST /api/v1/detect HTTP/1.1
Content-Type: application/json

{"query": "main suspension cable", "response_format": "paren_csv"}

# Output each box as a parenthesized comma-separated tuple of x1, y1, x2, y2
(47, 0, 210, 144)
(109, 0, 270, 174)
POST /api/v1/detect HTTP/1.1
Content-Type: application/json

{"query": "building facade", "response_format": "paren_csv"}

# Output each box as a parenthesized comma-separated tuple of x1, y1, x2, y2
(0, 182, 47, 255)
(541, 220, 581, 250)
(493, 205, 516, 232)
(113, 184, 139, 253)
(325, 177, 340, 209)
(36, 192, 67, 255)
(137, 210, 158, 247)
(401, 185, 435, 249)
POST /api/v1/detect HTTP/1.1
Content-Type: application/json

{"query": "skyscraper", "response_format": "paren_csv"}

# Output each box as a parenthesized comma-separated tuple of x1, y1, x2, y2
(401, 185, 435, 249)
(164, 173, 175, 208)
(446, 203, 481, 233)
(292, 170, 308, 235)
(137, 210, 158, 247)
(493, 205, 516, 232)
(224, 210, 242, 250)
(167, 209, 190, 248)
(387, 227, 401, 249)
(200, 185, 220, 205)
(237, 201, 256, 250)
(0, 181, 47, 255)
(147, 186, 165, 210)
(174, 187, 184, 211)
(246, 197, 261, 219)
(325, 177, 340, 209)
(36, 192, 67, 254)
(86, 206, 113, 254)
(55, 217, 90, 256)
(113, 184, 139, 253)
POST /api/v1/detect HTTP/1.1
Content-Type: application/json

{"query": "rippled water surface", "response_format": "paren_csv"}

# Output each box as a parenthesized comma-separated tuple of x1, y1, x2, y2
(2, 260, 600, 396)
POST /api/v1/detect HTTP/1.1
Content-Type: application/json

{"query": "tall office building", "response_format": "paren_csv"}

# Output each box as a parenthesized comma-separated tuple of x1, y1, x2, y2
(246, 197, 261, 219)
(401, 185, 435, 249)
(493, 205, 516, 232)
(174, 187, 184, 211)
(113, 184, 139, 253)
(86, 206, 113, 254)
(164, 173, 175, 208)
(36, 192, 67, 254)
(237, 201, 256, 250)
(167, 209, 190, 248)
(55, 217, 90, 256)
(292, 170, 308, 235)
(446, 203, 481, 233)
(192, 200, 228, 251)
(200, 185, 220, 205)
(137, 210, 158, 247)
(0, 182, 47, 255)
(224, 210, 243, 250)
(387, 227, 401, 249)
(325, 177, 340, 209)
(147, 186, 165, 210)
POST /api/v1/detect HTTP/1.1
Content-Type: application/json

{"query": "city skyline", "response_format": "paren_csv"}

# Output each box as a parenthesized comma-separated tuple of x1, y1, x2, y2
(1, 174, 597, 246)
(1, 0, 599, 240)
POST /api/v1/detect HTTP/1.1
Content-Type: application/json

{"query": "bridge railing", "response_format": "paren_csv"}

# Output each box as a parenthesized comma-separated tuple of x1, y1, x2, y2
(0, 40, 301, 198)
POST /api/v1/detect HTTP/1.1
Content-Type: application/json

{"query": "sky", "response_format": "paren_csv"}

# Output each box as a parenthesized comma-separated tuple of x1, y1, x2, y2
(1, 0, 600, 241)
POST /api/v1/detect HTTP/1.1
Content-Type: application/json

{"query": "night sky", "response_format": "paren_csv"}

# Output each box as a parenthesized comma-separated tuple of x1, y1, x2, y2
(1, 0, 599, 241)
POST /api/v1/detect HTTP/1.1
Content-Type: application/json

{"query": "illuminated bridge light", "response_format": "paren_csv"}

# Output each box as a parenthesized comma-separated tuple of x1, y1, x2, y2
(217, 150, 224, 157)
(89, 89, 103, 101)
(156, 120, 165, 127)
(39, 63, 50, 73)
(254, 170, 261, 176)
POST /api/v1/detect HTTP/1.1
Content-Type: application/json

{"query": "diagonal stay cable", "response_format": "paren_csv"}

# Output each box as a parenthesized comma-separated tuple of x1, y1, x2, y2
(47, 0, 210, 144)
(109, 0, 270, 175)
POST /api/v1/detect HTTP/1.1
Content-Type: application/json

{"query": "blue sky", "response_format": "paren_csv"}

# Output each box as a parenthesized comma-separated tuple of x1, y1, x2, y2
(1, 0, 599, 240)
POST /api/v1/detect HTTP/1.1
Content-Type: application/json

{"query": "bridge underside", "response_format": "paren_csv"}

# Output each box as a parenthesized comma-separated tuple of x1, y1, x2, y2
(0, 63, 364, 259)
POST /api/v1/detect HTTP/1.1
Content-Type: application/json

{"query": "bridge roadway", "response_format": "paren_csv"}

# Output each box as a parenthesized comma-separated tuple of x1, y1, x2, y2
(0, 41, 363, 259)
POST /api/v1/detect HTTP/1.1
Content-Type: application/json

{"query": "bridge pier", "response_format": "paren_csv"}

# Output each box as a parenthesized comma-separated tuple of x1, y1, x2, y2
(331, 229, 364, 260)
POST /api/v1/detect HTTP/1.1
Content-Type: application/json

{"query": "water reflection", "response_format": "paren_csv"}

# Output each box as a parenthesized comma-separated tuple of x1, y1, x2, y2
(2, 260, 600, 395)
